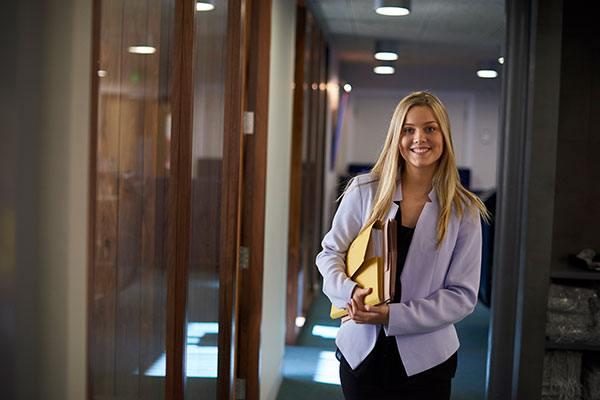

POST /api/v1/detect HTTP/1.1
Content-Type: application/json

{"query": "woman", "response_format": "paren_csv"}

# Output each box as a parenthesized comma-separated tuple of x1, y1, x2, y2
(316, 91, 490, 399)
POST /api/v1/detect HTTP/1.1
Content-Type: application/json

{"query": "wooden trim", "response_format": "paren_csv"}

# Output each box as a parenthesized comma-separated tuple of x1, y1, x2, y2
(165, 0, 195, 398)
(312, 35, 328, 297)
(237, 0, 272, 397)
(87, 0, 102, 398)
(218, 0, 248, 398)
(286, 3, 306, 346)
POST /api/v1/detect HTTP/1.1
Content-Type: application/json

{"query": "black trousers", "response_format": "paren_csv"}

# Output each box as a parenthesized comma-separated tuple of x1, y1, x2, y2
(337, 332, 457, 400)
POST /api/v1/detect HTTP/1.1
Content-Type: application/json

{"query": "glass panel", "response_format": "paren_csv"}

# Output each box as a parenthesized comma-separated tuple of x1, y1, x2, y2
(90, 0, 174, 398)
(185, 0, 229, 398)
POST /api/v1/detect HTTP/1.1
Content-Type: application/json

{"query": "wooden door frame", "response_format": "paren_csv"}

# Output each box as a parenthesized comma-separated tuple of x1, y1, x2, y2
(236, 0, 272, 399)
(218, 0, 251, 398)
(87, 1, 101, 398)
(164, 0, 194, 397)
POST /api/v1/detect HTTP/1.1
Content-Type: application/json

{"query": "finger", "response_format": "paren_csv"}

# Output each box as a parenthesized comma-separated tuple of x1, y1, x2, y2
(352, 308, 371, 321)
(353, 308, 381, 324)
(356, 287, 372, 302)
(353, 287, 369, 298)
(364, 305, 381, 313)
(352, 298, 366, 312)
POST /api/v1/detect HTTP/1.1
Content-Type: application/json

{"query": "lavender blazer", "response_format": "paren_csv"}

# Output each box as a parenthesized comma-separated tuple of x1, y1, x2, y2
(315, 173, 482, 376)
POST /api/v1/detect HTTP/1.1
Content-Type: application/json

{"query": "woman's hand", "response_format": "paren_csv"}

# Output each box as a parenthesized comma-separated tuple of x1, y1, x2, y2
(347, 287, 389, 325)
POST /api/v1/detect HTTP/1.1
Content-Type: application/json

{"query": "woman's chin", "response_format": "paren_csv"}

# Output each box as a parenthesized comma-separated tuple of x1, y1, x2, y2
(405, 159, 440, 172)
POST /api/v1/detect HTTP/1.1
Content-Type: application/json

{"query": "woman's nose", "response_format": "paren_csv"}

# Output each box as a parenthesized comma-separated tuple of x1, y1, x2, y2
(413, 128, 427, 142)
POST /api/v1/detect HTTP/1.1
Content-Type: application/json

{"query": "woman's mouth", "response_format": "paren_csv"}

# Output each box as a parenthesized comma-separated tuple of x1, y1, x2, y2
(411, 147, 431, 155)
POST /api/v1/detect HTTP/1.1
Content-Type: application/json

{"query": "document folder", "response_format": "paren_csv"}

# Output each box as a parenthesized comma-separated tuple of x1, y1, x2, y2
(330, 219, 397, 319)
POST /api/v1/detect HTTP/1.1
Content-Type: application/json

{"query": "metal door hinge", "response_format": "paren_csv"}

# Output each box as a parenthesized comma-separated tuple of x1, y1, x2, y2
(243, 111, 254, 135)
(235, 377, 246, 399)
(239, 246, 250, 270)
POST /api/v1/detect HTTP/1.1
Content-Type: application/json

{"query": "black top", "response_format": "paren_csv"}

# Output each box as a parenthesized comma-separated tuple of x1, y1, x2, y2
(337, 201, 457, 382)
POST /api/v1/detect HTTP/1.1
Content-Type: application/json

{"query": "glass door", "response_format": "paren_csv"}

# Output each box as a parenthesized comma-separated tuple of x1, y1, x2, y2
(184, 0, 237, 398)
(90, 0, 174, 398)
(89, 0, 245, 399)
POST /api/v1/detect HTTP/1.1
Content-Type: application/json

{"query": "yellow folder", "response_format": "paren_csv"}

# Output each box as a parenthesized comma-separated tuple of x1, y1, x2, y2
(330, 221, 385, 319)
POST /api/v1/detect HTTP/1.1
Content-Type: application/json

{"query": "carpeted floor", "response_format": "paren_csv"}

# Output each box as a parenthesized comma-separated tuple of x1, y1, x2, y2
(276, 292, 490, 400)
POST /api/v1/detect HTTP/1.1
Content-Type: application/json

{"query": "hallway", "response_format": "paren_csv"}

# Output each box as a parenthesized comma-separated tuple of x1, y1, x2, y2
(8, 0, 600, 398)
(277, 291, 490, 399)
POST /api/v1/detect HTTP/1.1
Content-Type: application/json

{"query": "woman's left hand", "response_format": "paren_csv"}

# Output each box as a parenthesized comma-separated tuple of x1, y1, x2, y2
(347, 298, 389, 325)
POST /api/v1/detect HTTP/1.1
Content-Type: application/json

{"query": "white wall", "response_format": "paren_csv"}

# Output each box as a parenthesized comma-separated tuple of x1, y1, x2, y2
(343, 88, 498, 192)
(39, 0, 91, 398)
(260, 0, 296, 399)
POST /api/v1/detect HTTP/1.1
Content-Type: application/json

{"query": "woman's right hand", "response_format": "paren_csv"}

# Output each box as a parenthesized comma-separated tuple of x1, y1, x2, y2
(349, 286, 372, 311)
(348, 286, 390, 324)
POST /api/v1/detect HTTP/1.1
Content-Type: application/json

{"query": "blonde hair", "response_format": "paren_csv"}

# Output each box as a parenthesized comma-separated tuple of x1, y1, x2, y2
(341, 91, 491, 248)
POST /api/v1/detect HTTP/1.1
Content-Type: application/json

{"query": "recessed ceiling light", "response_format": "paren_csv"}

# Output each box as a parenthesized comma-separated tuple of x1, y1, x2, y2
(196, 1, 215, 11)
(498, 57, 505, 64)
(374, 0, 411, 16)
(343, 84, 352, 92)
(477, 69, 498, 79)
(374, 65, 395, 75)
(374, 40, 399, 61)
(295, 316, 306, 328)
(128, 46, 156, 55)
(375, 52, 398, 61)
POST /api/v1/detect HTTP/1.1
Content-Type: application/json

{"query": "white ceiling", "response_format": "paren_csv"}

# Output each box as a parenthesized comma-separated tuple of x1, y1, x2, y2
(307, 0, 506, 69)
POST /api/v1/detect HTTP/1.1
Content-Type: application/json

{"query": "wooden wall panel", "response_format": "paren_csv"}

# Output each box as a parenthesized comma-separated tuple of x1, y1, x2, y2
(94, 94, 120, 397)
(286, 5, 306, 345)
(188, 159, 222, 323)
(92, 3, 125, 395)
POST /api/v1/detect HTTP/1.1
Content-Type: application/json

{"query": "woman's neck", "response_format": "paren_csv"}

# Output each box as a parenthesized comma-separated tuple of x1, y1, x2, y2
(401, 167, 434, 199)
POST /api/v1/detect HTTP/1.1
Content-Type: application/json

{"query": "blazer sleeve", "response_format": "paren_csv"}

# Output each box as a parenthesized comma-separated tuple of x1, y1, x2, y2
(385, 209, 482, 336)
(315, 176, 363, 309)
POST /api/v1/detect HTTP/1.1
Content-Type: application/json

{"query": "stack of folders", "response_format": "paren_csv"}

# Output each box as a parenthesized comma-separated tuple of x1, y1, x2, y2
(330, 219, 398, 321)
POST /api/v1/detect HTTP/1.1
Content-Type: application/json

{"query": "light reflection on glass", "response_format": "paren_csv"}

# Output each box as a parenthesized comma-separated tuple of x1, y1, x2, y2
(143, 322, 219, 378)
(312, 351, 340, 385)
(311, 324, 338, 339)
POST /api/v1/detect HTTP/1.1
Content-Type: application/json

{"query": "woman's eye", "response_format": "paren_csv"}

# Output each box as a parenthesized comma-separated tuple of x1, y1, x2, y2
(403, 127, 414, 134)
(425, 126, 436, 133)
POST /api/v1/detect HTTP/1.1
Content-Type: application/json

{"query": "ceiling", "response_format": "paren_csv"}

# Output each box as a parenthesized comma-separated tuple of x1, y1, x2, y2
(307, 0, 506, 70)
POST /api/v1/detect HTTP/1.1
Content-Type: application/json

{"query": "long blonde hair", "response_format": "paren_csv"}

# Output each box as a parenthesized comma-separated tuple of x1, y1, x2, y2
(342, 91, 491, 248)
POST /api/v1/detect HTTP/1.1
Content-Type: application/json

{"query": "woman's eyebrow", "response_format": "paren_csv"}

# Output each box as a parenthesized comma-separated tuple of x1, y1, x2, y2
(403, 121, 438, 126)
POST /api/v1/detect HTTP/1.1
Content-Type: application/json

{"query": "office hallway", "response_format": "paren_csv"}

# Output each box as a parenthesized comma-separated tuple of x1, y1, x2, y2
(277, 291, 490, 400)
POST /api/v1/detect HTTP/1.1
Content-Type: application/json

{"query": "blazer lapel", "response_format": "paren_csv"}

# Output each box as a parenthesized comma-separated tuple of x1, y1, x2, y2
(384, 182, 402, 221)
(404, 194, 439, 300)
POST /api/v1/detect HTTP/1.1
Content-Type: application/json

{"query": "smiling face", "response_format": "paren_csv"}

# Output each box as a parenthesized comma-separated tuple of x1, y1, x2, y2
(398, 105, 444, 174)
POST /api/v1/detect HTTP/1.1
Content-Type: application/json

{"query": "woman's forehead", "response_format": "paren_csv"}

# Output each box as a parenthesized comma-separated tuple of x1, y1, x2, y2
(404, 106, 438, 124)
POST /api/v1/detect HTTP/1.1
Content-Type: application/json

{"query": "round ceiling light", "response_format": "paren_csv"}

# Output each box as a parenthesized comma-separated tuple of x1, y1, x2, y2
(374, 40, 399, 61)
(374, 0, 411, 16)
(374, 65, 395, 75)
(196, 1, 215, 11)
